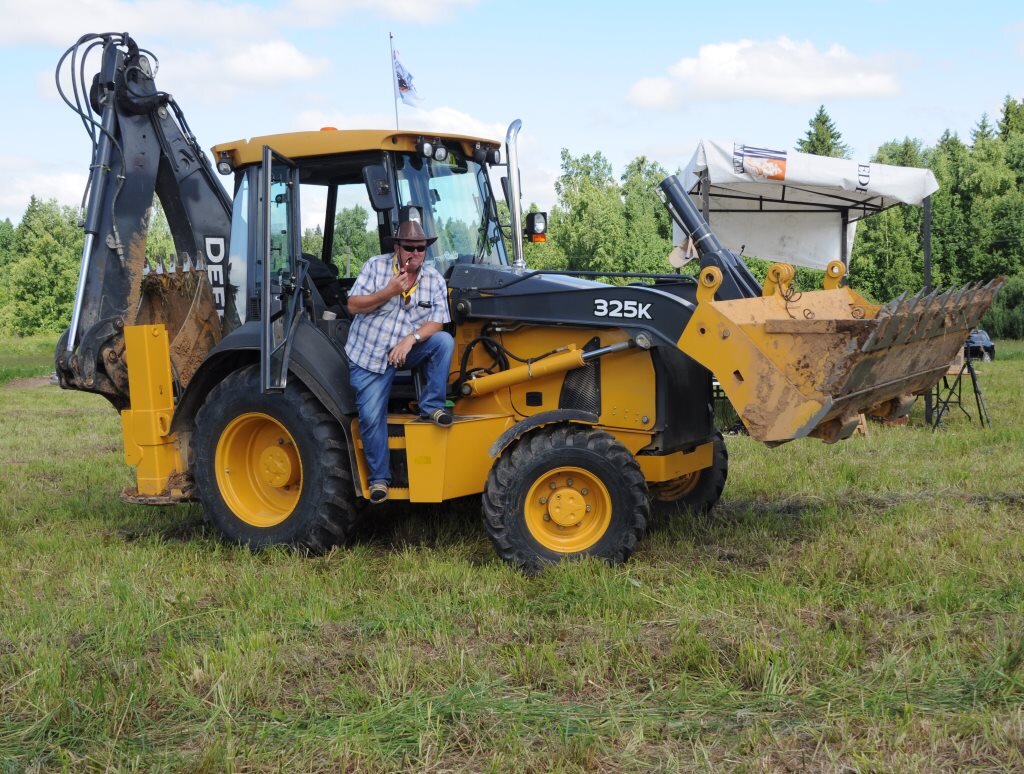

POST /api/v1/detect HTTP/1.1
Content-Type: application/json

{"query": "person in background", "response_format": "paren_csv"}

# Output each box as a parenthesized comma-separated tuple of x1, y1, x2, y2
(345, 220, 454, 504)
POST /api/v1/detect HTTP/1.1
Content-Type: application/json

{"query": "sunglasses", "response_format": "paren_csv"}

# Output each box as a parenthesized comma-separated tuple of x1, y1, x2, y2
(400, 243, 427, 253)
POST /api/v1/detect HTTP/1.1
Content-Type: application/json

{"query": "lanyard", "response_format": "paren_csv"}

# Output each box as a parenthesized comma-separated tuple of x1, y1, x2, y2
(392, 256, 420, 303)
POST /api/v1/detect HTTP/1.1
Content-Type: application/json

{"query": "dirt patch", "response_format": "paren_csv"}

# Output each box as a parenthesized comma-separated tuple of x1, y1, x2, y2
(3, 375, 55, 389)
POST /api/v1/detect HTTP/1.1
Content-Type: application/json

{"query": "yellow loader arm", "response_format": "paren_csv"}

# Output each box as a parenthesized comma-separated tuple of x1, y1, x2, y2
(681, 261, 1004, 444)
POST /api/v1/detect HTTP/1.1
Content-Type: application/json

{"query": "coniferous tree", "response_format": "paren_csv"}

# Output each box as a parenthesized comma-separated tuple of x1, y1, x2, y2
(998, 96, 1024, 140)
(971, 113, 996, 144)
(0, 218, 14, 268)
(796, 105, 851, 158)
(0, 197, 83, 335)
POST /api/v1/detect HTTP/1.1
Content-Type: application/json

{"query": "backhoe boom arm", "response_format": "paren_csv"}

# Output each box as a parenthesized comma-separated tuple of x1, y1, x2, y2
(55, 33, 233, 407)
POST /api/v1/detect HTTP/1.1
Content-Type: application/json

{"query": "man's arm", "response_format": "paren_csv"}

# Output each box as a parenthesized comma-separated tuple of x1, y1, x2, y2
(413, 321, 444, 339)
(386, 321, 444, 367)
(347, 270, 408, 315)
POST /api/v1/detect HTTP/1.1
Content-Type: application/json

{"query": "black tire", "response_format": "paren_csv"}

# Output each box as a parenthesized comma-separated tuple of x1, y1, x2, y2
(649, 432, 728, 518)
(482, 425, 649, 573)
(190, 365, 358, 553)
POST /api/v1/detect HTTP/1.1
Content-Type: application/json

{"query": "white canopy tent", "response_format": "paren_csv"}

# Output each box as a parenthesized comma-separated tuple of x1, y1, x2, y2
(676, 139, 939, 272)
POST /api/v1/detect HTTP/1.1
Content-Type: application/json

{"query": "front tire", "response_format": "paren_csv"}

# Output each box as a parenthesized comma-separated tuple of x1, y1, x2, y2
(649, 432, 728, 518)
(191, 365, 358, 553)
(483, 425, 648, 573)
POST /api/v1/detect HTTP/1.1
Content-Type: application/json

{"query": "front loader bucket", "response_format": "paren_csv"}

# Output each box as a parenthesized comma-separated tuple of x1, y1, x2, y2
(680, 263, 1004, 444)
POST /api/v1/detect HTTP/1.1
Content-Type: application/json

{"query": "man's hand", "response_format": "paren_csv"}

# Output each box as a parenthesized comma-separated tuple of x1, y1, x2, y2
(385, 269, 411, 298)
(387, 335, 415, 368)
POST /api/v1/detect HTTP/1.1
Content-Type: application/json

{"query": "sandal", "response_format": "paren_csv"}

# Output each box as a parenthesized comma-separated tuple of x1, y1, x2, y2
(428, 408, 453, 427)
(369, 482, 389, 504)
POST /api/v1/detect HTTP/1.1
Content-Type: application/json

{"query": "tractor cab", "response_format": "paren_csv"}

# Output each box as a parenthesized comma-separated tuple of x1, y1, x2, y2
(209, 128, 510, 335)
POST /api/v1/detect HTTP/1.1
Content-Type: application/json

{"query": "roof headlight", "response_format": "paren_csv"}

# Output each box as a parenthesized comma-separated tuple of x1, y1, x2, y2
(525, 212, 547, 243)
(216, 152, 233, 176)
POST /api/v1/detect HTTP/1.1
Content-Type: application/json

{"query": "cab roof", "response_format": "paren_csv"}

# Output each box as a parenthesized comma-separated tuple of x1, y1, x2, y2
(211, 128, 500, 168)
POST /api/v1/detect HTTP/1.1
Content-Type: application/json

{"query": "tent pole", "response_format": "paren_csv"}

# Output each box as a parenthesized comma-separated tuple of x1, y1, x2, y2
(923, 194, 933, 425)
(700, 169, 710, 222)
(923, 195, 932, 292)
(840, 209, 849, 268)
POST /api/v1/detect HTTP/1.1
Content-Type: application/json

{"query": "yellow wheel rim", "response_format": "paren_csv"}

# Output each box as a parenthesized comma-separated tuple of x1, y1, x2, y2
(214, 412, 302, 528)
(524, 466, 612, 554)
(653, 471, 700, 502)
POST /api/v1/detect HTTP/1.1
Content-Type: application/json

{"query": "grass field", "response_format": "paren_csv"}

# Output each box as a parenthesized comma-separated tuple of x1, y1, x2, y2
(0, 336, 57, 383)
(1, 337, 1022, 771)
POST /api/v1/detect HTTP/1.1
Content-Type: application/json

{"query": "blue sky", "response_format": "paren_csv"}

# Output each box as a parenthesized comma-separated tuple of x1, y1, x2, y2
(0, 0, 1021, 224)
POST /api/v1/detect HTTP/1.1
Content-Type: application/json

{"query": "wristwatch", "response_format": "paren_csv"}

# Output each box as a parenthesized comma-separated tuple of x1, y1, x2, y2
(412, 331, 422, 343)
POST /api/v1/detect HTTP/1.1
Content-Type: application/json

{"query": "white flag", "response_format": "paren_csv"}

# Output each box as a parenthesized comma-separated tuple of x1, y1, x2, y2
(393, 49, 421, 106)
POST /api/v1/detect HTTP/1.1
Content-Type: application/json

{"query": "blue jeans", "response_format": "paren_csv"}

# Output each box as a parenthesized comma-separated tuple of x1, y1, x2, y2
(349, 331, 455, 485)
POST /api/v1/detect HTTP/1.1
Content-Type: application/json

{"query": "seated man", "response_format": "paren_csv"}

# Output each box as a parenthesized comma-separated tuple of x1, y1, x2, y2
(345, 220, 455, 504)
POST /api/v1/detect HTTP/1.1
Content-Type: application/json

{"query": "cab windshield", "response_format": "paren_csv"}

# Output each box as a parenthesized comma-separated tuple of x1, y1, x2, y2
(394, 149, 506, 272)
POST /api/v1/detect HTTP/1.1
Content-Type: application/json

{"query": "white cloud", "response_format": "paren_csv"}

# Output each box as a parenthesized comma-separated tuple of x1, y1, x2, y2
(288, 0, 477, 24)
(188, 40, 331, 87)
(44, 38, 331, 113)
(0, 0, 478, 45)
(627, 37, 901, 109)
(0, 0, 266, 45)
(223, 41, 328, 84)
(0, 155, 86, 222)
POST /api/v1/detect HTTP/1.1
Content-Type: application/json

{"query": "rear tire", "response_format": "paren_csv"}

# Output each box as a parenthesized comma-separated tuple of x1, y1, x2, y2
(649, 432, 728, 518)
(482, 425, 648, 573)
(191, 365, 358, 553)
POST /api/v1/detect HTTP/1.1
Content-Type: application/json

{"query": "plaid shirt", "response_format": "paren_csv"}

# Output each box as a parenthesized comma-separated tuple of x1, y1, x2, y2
(345, 253, 451, 374)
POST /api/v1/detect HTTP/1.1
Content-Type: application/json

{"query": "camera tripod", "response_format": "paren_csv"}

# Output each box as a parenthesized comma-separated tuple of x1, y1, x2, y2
(931, 352, 991, 430)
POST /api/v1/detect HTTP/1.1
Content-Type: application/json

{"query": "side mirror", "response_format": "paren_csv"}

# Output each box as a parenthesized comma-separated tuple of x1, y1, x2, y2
(363, 164, 396, 212)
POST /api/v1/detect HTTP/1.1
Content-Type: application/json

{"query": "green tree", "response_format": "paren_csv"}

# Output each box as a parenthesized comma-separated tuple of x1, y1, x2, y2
(796, 105, 851, 158)
(849, 121, 1024, 304)
(961, 129, 1019, 280)
(331, 205, 378, 277)
(850, 139, 930, 299)
(144, 199, 175, 266)
(619, 156, 673, 273)
(522, 202, 567, 270)
(302, 224, 324, 257)
(0, 217, 14, 268)
(981, 274, 1024, 338)
(550, 149, 628, 275)
(971, 113, 996, 144)
(0, 197, 84, 336)
(928, 131, 973, 287)
(850, 206, 922, 300)
(998, 95, 1024, 140)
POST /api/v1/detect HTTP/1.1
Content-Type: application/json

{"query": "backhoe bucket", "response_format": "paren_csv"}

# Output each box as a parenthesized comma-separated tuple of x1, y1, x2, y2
(136, 254, 222, 387)
(680, 263, 1004, 444)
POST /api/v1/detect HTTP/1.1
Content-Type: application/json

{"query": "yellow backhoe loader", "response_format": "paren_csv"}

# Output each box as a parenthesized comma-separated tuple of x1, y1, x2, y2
(56, 33, 1002, 571)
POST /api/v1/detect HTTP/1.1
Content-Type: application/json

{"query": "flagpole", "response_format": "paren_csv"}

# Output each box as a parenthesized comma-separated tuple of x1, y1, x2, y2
(389, 32, 399, 130)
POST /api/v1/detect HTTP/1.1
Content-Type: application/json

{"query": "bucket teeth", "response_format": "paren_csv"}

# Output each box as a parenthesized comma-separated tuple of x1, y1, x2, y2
(868, 289, 921, 351)
(861, 280, 999, 354)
